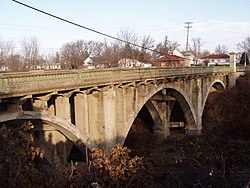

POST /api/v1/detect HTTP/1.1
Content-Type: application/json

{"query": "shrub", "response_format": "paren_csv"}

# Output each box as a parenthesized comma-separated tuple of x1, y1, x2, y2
(91, 144, 144, 182)
(0, 121, 45, 188)
(203, 72, 250, 139)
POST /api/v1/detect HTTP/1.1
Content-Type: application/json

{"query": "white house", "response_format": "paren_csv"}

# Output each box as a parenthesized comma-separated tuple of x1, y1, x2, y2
(169, 50, 199, 66)
(201, 54, 230, 66)
(118, 58, 151, 68)
(83, 57, 95, 69)
(0, 64, 9, 72)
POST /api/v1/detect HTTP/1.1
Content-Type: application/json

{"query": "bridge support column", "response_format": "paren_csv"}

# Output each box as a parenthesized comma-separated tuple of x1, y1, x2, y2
(46, 131, 61, 167)
(87, 90, 103, 147)
(42, 130, 68, 168)
(6, 98, 26, 112)
(103, 87, 117, 150)
(149, 100, 171, 140)
(155, 101, 170, 139)
(186, 78, 203, 134)
(74, 93, 89, 137)
(114, 86, 126, 139)
(54, 95, 73, 161)
(55, 95, 71, 122)
(7, 102, 22, 111)
(33, 99, 48, 111)
(48, 100, 55, 116)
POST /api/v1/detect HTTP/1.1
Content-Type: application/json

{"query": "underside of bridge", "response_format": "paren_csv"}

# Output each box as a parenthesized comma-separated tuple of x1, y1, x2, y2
(0, 118, 89, 168)
(124, 87, 195, 150)
(123, 105, 154, 150)
(0, 109, 88, 168)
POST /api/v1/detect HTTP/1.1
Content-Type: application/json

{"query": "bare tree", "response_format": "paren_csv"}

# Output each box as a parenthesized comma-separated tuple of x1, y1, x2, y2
(215, 44, 228, 54)
(118, 28, 138, 45)
(93, 41, 120, 68)
(237, 36, 250, 54)
(0, 40, 15, 70)
(200, 49, 210, 58)
(21, 37, 40, 70)
(190, 37, 204, 60)
(137, 34, 155, 63)
(7, 54, 22, 72)
(91, 42, 104, 58)
(60, 40, 96, 69)
(153, 35, 180, 59)
(42, 49, 60, 69)
(117, 28, 139, 60)
(162, 35, 180, 52)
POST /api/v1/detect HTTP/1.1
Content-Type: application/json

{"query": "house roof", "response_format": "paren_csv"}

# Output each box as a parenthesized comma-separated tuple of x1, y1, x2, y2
(202, 54, 229, 59)
(156, 54, 185, 62)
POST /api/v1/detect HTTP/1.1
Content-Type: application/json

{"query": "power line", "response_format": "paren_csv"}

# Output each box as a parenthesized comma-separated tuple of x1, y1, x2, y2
(184, 22, 192, 52)
(11, 0, 196, 62)
(12, 0, 161, 54)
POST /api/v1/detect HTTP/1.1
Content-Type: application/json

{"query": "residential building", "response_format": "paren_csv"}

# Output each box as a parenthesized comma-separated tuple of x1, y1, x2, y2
(201, 54, 230, 66)
(118, 58, 151, 68)
(0, 65, 9, 72)
(83, 57, 95, 69)
(153, 54, 186, 67)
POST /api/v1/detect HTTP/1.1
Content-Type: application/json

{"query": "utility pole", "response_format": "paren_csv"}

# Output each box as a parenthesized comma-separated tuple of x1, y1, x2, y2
(185, 22, 193, 52)
(244, 51, 246, 66)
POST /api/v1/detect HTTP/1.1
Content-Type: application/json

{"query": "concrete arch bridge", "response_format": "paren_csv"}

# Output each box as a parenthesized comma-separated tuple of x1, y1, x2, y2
(0, 56, 246, 166)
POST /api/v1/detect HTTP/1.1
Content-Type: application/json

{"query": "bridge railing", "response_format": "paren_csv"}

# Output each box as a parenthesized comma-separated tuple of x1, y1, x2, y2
(0, 66, 232, 98)
(236, 65, 250, 72)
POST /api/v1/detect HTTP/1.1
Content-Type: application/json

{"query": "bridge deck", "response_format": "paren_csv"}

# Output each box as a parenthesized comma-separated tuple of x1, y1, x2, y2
(0, 66, 238, 99)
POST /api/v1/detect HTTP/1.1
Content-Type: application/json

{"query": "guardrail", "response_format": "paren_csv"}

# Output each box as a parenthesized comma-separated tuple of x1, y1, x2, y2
(236, 65, 250, 72)
(0, 66, 232, 99)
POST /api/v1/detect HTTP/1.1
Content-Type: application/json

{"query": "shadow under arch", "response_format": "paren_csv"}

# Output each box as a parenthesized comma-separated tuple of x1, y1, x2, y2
(0, 110, 92, 166)
(119, 85, 164, 145)
(165, 88, 196, 129)
(212, 81, 225, 90)
(0, 110, 89, 145)
(121, 85, 196, 146)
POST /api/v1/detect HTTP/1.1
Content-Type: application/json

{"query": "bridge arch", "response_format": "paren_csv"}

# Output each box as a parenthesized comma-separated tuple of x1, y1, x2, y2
(201, 79, 226, 117)
(0, 111, 89, 146)
(121, 84, 196, 145)
(120, 84, 161, 145)
(165, 87, 196, 128)
(0, 110, 91, 166)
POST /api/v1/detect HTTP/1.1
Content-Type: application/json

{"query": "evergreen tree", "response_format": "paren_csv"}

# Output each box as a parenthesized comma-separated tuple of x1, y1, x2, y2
(239, 52, 249, 65)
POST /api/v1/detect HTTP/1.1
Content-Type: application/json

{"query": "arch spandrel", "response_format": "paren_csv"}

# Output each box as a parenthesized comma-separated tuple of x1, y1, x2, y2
(119, 83, 197, 145)
(201, 79, 226, 117)
(0, 110, 91, 148)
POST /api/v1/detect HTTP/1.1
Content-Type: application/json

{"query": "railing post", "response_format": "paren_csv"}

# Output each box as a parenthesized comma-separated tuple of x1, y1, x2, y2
(228, 52, 237, 88)
(229, 52, 236, 73)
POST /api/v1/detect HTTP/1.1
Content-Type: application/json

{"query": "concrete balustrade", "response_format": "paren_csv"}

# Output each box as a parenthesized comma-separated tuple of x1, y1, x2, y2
(0, 66, 232, 99)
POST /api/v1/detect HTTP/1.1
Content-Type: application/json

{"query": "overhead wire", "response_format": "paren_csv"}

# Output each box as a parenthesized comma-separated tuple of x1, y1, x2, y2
(12, 0, 163, 55)
(12, 0, 196, 62)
